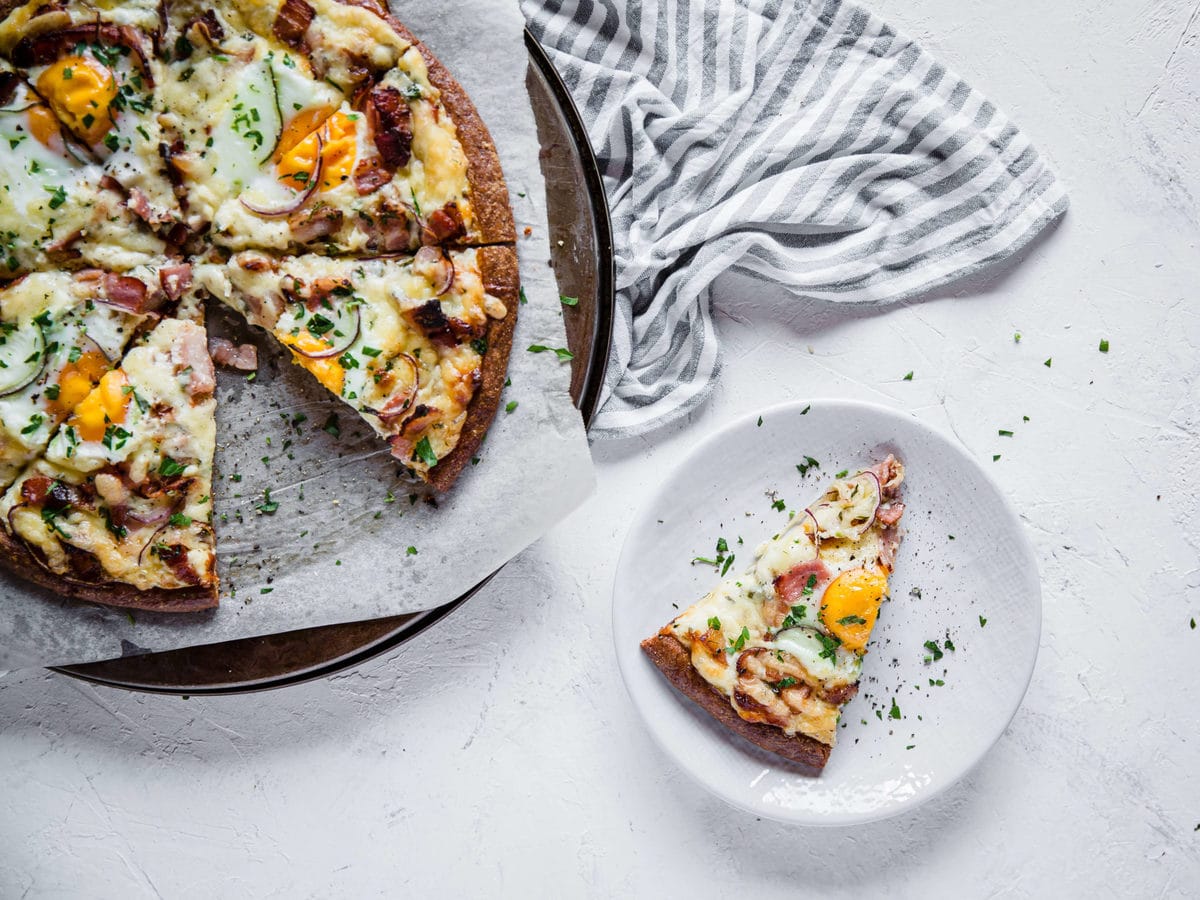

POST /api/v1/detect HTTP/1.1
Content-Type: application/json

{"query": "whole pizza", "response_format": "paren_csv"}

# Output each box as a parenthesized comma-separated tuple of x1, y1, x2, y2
(0, 0, 519, 612)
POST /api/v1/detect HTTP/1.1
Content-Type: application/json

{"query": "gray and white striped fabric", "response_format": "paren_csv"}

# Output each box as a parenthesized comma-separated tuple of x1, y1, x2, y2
(522, 0, 1068, 438)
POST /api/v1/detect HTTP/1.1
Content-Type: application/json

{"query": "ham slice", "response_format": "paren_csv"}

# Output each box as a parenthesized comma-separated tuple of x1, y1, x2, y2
(209, 338, 258, 372)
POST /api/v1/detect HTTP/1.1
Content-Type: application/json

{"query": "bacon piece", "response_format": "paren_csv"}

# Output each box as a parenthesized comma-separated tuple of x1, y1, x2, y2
(362, 203, 417, 253)
(12, 24, 154, 86)
(387, 405, 440, 462)
(45, 229, 83, 264)
(154, 542, 201, 585)
(158, 264, 192, 301)
(186, 10, 225, 47)
(353, 157, 391, 195)
(273, 0, 315, 50)
(821, 683, 859, 706)
(875, 502, 904, 526)
(20, 475, 54, 506)
(421, 202, 465, 245)
(774, 558, 831, 606)
(288, 204, 343, 243)
(99, 274, 161, 314)
(731, 648, 816, 730)
(367, 86, 412, 171)
(0, 71, 19, 107)
(209, 338, 258, 372)
(172, 326, 215, 397)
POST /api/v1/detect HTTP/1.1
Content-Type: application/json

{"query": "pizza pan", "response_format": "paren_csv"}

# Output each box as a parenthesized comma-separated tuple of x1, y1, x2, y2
(51, 31, 614, 694)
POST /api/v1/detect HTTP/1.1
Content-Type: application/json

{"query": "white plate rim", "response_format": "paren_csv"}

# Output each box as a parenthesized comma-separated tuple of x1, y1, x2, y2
(612, 397, 1042, 826)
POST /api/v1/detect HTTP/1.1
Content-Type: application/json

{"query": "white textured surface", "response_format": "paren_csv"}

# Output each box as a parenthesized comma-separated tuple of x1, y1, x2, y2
(2, 0, 1198, 895)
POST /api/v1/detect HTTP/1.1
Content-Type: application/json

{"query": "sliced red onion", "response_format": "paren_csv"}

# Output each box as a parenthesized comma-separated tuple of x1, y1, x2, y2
(373, 353, 420, 421)
(807, 470, 881, 540)
(413, 245, 455, 296)
(136, 515, 177, 568)
(289, 303, 360, 360)
(122, 504, 175, 527)
(240, 133, 323, 218)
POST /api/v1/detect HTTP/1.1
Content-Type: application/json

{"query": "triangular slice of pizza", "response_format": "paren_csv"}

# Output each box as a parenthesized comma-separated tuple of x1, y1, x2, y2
(194, 245, 516, 490)
(0, 294, 218, 611)
(155, 0, 513, 255)
(641, 457, 906, 770)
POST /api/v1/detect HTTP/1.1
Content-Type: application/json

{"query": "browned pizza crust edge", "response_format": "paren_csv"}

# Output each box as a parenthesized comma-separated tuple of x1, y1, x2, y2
(410, 39, 518, 246)
(427, 244, 518, 491)
(640, 633, 833, 771)
(0, 526, 218, 612)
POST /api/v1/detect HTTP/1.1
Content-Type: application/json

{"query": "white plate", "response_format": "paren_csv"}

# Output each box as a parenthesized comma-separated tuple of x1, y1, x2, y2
(613, 399, 1041, 825)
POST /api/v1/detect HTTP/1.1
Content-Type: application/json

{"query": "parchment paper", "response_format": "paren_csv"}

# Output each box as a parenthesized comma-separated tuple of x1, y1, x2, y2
(0, 0, 595, 670)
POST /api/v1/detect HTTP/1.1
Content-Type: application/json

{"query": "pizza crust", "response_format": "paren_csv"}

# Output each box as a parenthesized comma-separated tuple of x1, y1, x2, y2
(427, 244, 518, 491)
(413, 40, 517, 246)
(640, 633, 833, 771)
(0, 526, 218, 612)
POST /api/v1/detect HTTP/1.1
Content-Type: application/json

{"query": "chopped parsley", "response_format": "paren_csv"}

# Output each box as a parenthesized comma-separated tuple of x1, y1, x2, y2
(1043, 357, 1052, 367)
(1098, 338, 1109, 353)
(835, 469, 849, 478)
(780, 604, 807, 629)
(902, 371, 913, 381)
(101, 424, 131, 450)
(889, 698, 901, 719)
(814, 631, 841, 661)
(707, 615, 721, 631)
(560, 295, 579, 307)
(771, 677, 799, 692)
(998, 429, 1013, 437)
(504, 400, 518, 414)
(413, 436, 438, 467)
(923, 639, 944, 662)
(527, 344, 574, 361)
(979, 615, 987, 627)
(44, 185, 67, 209)
(838, 614, 867, 625)
(168, 513, 192, 527)
(20, 414, 43, 435)
(796, 456, 820, 476)
(406, 545, 418, 556)
(727, 626, 750, 654)
(770, 498, 786, 512)
(256, 489, 279, 514)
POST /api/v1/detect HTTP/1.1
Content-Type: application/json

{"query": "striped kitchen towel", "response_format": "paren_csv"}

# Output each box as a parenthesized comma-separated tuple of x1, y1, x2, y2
(522, 0, 1068, 438)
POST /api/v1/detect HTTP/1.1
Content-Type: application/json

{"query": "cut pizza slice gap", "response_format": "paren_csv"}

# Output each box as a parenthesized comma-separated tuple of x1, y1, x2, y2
(195, 244, 516, 490)
(0, 291, 219, 611)
(641, 457, 906, 771)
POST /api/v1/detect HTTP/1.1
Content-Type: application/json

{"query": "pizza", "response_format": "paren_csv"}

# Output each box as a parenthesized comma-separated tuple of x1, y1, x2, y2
(641, 457, 906, 770)
(0, 0, 519, 611)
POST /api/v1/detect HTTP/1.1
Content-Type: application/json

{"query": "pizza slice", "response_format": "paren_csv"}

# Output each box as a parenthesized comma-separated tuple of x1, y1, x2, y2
(0, 64, 169, 275)
(641, 457, 906, 770)
(0, 295, 218, 611)
(195, 244, 516, 489)
(0, 263, 193, 490)
(0, 4, 183, 234)
(159, 0, 513, 255)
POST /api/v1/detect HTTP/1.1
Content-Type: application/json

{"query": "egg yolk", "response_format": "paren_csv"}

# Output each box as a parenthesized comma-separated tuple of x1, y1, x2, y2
(276, 110, 359, 191)
(47, 350, 110, 417)
(35, 55, 117, 146)
(69, 369, 129, 443)
(819, 566, 888, 653)
(27, 104, 64, 148)
(283, 333, 345, 395)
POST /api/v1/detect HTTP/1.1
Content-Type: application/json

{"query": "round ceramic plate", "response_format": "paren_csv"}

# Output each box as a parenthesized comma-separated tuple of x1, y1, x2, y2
(613, 399, 1041, 825)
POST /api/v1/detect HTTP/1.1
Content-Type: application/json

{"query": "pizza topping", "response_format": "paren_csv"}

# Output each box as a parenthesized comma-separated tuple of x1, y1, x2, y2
(806, 470, 880, 540)
(367, 85, 412, 171)
(421, 201, 465, 245)
(372, 353, 419, 420)
(209, 338, 258, 371)
(0, 316, 47, 396)
(730, 647, 816, 730)
(818, 566, 888, 652)
(412, 245, 454, 296)
(273, 0, 317, 51)
(243, 135, 325, 218)
(158, 264, 193, 302)
(12, 23, 153, 86)
(172, 326, 215, 396)
(95, 273, 154, 314)
(288, 202, 343, 242)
